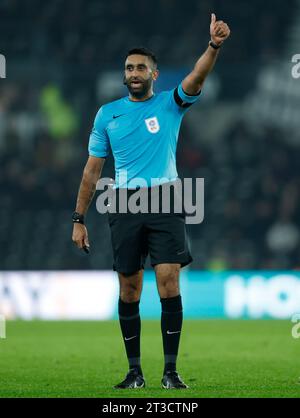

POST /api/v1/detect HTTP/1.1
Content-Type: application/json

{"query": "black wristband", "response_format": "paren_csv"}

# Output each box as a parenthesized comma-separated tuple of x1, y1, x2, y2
(209, 40, 221, 50)
(72, 211, 85, 225)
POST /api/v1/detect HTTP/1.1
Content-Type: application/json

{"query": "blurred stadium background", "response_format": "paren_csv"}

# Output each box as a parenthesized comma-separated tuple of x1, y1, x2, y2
(1, 0, 300, 321)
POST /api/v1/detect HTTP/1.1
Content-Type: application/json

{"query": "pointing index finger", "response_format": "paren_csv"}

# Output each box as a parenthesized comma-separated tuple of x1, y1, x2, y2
(211, 13, 216, 24)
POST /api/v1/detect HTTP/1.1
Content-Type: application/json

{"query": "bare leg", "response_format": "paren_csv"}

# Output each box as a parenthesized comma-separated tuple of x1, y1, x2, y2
(118, 269, 144, 302)
(154, 263, 180, 298)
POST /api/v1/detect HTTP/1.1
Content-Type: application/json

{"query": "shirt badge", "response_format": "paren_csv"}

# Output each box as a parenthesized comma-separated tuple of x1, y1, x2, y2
(145, 116, 160, 134)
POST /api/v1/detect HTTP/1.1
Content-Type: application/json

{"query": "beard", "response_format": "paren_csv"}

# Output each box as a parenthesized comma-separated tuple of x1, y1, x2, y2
(124, 76, 153, 99)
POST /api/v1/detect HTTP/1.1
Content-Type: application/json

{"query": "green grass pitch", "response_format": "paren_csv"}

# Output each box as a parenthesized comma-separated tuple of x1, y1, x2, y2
(0, 320, 299, 398)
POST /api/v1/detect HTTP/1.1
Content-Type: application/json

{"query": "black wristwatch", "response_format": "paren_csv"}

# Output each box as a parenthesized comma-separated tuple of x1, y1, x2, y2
(209, 40, 221, 49)
(72, 211, 85, 225)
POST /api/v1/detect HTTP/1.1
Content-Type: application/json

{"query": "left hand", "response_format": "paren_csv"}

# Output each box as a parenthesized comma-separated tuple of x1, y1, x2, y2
(210, 13, 230, 46)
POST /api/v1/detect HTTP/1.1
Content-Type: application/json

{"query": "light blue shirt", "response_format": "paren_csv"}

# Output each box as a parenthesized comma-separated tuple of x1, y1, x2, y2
(88, 82, 200, 188)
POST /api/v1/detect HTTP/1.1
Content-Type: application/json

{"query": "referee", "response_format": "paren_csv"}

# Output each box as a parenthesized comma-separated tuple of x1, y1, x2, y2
(72, 14, 230, 389)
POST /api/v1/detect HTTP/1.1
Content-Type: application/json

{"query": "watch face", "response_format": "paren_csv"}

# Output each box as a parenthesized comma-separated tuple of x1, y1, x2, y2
(72, 212, 84, 222)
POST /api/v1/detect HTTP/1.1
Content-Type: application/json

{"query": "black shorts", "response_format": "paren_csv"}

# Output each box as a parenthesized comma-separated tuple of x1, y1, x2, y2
(107, 182, 193, 275)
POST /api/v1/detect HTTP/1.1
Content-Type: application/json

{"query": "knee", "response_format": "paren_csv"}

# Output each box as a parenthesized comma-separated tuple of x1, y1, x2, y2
(157, 269, 180, 299)
(160, 284, 179, 299)
(119, 272, 141, 303)
(120, 289, 140, 303)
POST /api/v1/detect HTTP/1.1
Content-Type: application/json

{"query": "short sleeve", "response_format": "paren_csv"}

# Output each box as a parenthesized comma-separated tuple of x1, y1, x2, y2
(173, 82, 201, 110)
(88, 107, 110, 158)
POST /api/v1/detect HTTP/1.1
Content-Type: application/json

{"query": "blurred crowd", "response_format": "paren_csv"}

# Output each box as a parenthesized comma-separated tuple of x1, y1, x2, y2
(178, 122, 300, 270)
(0, 0, 296, 68)
(0, 0, 299, 271)
(1, 80, 300, 271)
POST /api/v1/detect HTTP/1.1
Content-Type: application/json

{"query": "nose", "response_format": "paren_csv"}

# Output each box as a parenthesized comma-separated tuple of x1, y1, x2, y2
(131, 69, 139, 78)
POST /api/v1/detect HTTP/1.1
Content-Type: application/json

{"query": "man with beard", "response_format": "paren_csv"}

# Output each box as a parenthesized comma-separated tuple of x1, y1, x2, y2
(72, 14, 230, 389)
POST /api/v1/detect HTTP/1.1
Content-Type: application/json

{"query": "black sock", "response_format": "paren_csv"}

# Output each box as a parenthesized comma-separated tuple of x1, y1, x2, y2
(118, 298, 142, 374)
(160, 295, 183, 374)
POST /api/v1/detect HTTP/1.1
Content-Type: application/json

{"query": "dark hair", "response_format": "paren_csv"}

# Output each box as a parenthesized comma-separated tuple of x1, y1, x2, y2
(126, 47, 158, 68)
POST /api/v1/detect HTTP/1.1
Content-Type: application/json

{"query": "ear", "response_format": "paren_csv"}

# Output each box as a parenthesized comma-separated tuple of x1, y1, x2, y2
(152, 69, 159, 81)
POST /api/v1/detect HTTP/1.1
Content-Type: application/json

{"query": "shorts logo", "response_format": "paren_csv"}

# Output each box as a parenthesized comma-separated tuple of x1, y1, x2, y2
(145, 116, 160, 134)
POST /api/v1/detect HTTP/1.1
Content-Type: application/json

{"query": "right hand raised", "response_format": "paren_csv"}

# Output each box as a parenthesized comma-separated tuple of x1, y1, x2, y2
(72, 223, 90, 250)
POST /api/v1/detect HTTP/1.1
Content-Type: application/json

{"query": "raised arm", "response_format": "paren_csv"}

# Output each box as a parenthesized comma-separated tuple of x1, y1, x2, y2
(182, 13, 230, 95)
